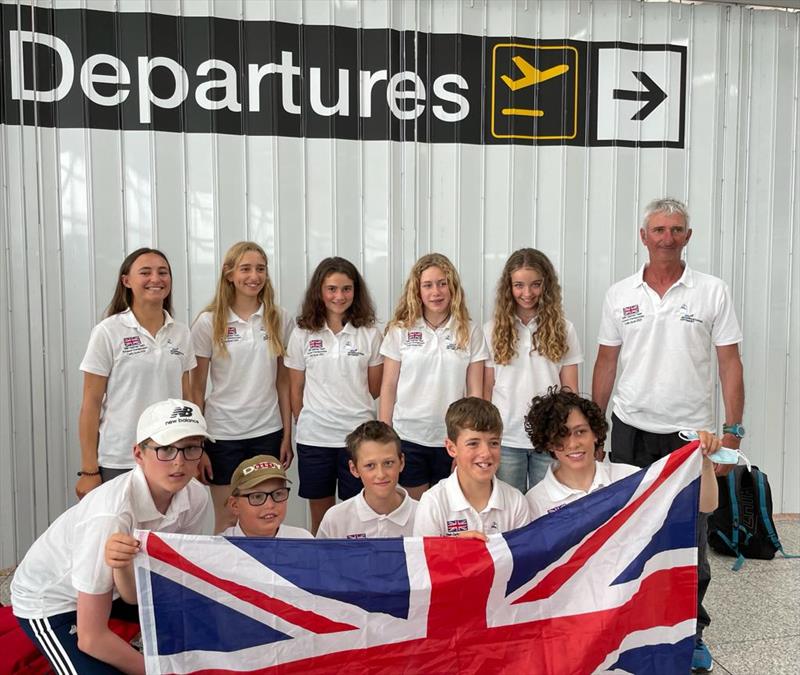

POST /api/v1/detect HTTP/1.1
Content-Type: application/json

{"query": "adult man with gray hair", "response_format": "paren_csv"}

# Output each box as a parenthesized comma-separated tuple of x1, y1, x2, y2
(592, 197, 745, 673)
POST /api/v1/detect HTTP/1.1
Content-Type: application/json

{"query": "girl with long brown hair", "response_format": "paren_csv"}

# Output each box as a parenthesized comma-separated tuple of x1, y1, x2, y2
(285, 257, 383, 534)
(77, 248, 195, 498)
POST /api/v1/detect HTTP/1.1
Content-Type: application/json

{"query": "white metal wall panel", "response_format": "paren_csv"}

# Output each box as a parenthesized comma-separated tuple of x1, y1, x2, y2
(1, 0, 798, 567)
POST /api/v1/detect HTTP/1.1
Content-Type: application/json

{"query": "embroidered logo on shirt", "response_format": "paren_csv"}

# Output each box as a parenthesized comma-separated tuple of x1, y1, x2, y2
(225, 326, 243, 344)
(444, 332, 461, 351)
(166, 338, 184, 356)
(307, 338, 328, 357)
(344, 340, 365, 357)
(346, 533, 367, 539)
(122, 335, 147, 356)
(446, 518, 469, 535)
(547, 504, 568, 514)
(678, 303, 703, 324)
(404, 331, 425, 347)
(621, 304, 644, 325)
(259, 326, 270, 342)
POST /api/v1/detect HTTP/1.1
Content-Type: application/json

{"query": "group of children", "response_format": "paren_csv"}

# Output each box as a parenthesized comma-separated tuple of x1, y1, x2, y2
(75, 243, 582, 535)
(15, 241, 723, 673)
(12, 390, 721, 674)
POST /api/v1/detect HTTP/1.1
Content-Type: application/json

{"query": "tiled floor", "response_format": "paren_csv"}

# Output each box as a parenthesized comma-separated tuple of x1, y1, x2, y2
(703, 515, 800, 674)
(1, 518, 798, 673)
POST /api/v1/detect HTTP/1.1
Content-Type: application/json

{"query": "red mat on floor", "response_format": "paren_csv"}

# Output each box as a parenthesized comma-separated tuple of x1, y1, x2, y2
(0, 604, 139, 673)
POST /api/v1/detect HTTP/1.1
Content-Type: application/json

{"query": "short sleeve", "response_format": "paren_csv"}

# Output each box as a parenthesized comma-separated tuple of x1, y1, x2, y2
(711, 282, 743, 346)
(284, 327, 307, 371)
(468, 322, 490, 363)
(597, 289, 622, 346)
(281, 309, 296, 348)
(525, 492, 545, 522)
(560, 321, 584, 367)
(483, 320, 496, 368)
(191, 312, 214, 359)
(510, 492, 532, 530)
(367, 327, 384, 367)
(79, 322, 114, 376)
(412, 493, 445, 537)
(71, 514, 130, 595)
(316, 513, 334, 539)
(379, 327, 402, 361)
(179, 324, 197, 372)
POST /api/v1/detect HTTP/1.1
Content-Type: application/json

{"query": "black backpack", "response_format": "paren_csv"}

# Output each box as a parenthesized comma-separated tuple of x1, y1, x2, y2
(708, 465, 798, 570)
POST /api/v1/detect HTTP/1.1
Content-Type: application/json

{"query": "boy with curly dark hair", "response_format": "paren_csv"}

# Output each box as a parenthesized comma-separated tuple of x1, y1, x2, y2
(523, 387, 719, 520)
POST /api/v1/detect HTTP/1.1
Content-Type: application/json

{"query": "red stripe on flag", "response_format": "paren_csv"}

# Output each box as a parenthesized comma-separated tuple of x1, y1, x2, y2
(424, 537, 495, 637)
(145, 533, 357, 634)
(182, 565, 696, 675)
(513, 441, 699, 604)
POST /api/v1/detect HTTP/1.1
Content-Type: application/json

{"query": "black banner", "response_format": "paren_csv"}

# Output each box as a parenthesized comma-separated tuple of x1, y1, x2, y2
(0, 5, 686, 147)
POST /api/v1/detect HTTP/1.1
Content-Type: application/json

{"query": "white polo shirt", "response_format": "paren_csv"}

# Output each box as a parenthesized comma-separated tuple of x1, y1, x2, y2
(380, 318, 489, 446)
(316, 488, 417, 539)
(485, 317, 583, 448)
(11, 466, 210, 619)
(597, 264, 743, 433)
(80, 310, 196, 469)
(526, 461, 640, 521)
(221, 523, 313, 538)
(192, 306, 294, 440)
(413, 470, 530, 536)
(285, 323, 383, 447)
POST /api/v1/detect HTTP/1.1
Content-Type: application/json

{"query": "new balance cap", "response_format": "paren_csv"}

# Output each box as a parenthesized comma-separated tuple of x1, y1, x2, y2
(136, 399, 214, 445)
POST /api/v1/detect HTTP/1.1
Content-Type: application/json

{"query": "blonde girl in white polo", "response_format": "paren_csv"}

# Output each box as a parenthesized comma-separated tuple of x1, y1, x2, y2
(77, 248, 196, 499)
(190, 241, 294, 533)
(379, 253, 488, 500)
(484, 248, 582, 493)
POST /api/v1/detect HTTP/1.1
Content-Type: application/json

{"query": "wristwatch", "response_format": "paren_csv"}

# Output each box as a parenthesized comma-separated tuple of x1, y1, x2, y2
(722, 423, 746, 439)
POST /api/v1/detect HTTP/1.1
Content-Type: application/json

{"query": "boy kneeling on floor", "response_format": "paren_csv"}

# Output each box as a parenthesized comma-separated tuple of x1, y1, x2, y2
(12, 399, 212, 675)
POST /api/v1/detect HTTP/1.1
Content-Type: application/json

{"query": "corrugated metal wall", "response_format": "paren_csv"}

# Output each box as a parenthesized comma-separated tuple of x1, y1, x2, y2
(1, 0, 798, 568)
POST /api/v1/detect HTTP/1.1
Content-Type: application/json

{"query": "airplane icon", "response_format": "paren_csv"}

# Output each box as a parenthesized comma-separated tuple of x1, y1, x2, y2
(501, 56, 570, 91)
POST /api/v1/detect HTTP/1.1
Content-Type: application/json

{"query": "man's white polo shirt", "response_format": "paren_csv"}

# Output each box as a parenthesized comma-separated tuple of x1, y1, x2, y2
(597, 264, 742, 433)
(316, 488, 417, 539)
(192, 306, 294, 440)
(485, 316, 583, 448)
(380, 318, 489, 446)
(221, 523, 313, 538)
(80, 309, 196, 468)
(526, 461, 640, 521)
(11, 466, 210, 619)
(413, 470, 530, 536)
(285, 322, 383, 447)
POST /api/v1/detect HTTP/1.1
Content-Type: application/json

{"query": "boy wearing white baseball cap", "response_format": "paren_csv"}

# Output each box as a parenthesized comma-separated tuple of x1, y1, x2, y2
(12, 399, 213, 675)
(223, 455, 312, 539)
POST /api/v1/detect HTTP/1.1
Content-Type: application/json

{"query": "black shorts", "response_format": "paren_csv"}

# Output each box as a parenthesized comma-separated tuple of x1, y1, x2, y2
(296, 443, 362, 500)
(609, 414, 686, 468)
(398, 439, 452, 488)
(205, 429, 283, 485)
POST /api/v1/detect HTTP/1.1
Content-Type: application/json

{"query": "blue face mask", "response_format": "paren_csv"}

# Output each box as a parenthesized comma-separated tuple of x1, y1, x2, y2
(678, 431, 751, 471)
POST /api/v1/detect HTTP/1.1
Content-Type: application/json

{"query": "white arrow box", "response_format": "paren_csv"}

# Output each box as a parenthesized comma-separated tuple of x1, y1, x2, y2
(594, 45, 685, 145)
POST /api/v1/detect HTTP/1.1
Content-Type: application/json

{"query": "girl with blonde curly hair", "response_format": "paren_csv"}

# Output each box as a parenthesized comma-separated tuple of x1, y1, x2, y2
(484, 248, 582, 492)
(190, 241, 294, 532)
(380, 253, 488, 499)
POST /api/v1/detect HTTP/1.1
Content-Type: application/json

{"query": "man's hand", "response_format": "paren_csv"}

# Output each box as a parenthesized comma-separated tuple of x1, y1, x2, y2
(105, 533, 140, 569)
(75, 473, 102, 499)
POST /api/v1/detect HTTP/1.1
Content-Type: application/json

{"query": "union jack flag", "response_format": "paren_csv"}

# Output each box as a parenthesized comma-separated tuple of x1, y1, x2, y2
(134, 442, 701, 674)
(123, 336, 142, 348)
(308, 339, 323, 349)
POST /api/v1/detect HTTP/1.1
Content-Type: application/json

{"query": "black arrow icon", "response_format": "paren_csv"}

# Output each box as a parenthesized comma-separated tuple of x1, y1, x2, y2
(613, 71, 667, 121)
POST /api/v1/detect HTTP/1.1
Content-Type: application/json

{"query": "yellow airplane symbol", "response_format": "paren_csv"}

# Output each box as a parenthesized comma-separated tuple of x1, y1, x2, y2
(501, 56, 570, 91)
